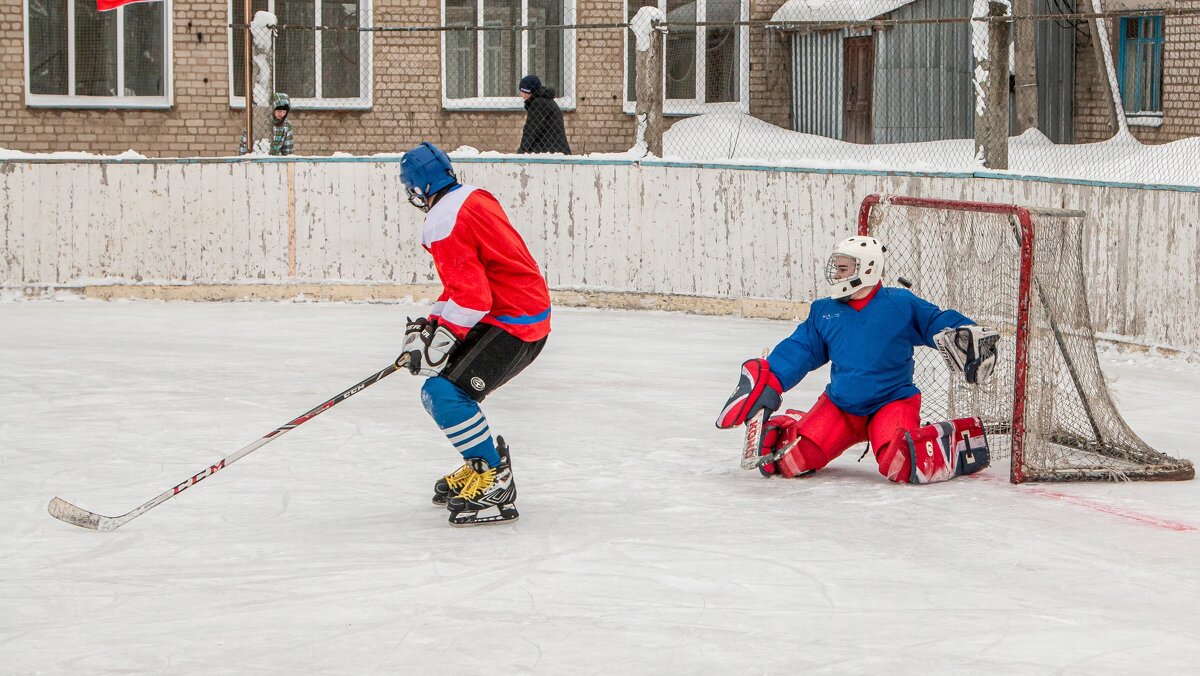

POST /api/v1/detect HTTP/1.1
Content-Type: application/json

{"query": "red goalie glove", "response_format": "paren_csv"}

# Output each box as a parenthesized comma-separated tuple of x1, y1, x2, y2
(716, 358, 783, 429)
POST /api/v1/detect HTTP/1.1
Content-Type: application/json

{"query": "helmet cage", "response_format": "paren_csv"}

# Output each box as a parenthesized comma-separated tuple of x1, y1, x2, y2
(405, 183, 430, 210)
(400, 142, 456, 211)
(825, 254, 861, 289)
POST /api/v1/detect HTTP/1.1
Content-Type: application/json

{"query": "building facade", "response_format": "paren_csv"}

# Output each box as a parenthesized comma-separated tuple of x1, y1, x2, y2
(4, 0, 1196, 157)
(2, 0, 792, 157)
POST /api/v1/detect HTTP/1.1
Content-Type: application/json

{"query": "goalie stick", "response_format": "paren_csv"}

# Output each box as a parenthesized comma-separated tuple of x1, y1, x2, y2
(739, 407, 769, 470)
(754, 434, 803, 469)
(47, 359, 402, 532)
(743, 429, 816, 478)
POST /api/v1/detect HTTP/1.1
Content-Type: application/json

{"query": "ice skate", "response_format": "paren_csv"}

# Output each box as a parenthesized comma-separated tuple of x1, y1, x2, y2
(432, 462, 476, 506)
(447, 438, 518, 526)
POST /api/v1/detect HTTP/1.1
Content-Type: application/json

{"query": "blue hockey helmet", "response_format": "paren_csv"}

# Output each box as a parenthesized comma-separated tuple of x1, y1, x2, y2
(401, 142, 457, 210)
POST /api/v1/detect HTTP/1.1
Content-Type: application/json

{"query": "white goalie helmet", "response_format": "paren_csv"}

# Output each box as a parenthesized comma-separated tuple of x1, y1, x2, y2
(826, 236, 886, 300)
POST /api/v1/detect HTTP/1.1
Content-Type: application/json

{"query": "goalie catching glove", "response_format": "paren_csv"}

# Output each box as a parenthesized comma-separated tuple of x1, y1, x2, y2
(934, 324, 999, 385)
(398, 317, 459, 377)
(716, 358, 783, 429)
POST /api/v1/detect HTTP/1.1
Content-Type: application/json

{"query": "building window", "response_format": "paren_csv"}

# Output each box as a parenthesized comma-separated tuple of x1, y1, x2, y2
(1117, 16, 1164, 120)
(25, 0, 172, 108)
(624, 0, 749, 115)
(441, 0, 576, 110)
(229, 0, 373, 109)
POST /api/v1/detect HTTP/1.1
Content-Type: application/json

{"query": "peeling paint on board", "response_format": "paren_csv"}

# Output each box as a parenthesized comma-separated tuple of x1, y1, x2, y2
(0, 159, 1196, 355)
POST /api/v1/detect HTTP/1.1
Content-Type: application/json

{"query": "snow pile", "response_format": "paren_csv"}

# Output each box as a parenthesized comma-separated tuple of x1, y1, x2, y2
(770, 0, 918, 23)
(664, 111, 1200, 186)
(629, 6, 665, 52)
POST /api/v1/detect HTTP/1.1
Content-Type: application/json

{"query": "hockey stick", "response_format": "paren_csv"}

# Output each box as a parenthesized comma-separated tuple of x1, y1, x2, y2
(747, 432, 817, 478)
(48, 359, 404, 531)
(738, 407, 769, 470)
(754, 434, 803, 469)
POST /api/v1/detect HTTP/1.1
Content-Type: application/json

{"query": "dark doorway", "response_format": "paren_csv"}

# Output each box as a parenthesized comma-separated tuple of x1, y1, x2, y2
(843, 35, 875, 144)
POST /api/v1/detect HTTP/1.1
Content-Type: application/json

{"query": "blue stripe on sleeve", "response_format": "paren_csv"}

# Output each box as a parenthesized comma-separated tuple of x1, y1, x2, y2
(494, 307, 551, 325)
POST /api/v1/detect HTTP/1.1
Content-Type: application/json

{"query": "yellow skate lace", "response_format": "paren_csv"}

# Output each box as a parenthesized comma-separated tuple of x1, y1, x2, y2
(456, 467, 497, 500)
(445, 463, 476, 491)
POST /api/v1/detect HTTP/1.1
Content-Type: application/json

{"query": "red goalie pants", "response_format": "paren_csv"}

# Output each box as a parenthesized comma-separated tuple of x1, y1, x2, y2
(777, 392, 922, 482)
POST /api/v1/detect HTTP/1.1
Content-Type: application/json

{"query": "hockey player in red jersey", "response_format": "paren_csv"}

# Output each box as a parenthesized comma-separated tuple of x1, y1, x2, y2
(716, 236, 998, 484)
(397, 142, 551, 526)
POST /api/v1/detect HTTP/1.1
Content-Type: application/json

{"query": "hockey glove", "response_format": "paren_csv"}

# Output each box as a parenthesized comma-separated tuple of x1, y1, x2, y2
(716, 358, 783, 429)
(398, 317, 460, 377)
(934, 325, 1000, 386)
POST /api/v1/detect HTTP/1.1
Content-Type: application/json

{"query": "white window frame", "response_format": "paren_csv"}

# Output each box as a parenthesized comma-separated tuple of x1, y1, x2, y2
(23, 0, 174, 109)
(621, 0, 750, 116)
(227, 0, 374, 110)
(440, 0, 577, 112)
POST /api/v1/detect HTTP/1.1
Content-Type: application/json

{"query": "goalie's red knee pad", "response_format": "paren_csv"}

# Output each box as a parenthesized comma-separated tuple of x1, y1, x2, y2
(759, 409, 806, 477)
(899, 417, 990, 484)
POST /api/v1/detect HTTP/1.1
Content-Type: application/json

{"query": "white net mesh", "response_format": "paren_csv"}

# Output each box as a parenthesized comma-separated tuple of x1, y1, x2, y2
(861, 195, 1194, 483)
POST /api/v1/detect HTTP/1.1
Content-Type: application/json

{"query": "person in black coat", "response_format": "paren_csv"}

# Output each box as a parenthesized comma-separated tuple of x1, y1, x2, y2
(517, 74, 572, 155)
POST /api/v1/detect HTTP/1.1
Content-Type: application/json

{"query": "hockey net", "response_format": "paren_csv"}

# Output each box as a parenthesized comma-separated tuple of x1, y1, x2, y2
(859, 194, 1194, 483)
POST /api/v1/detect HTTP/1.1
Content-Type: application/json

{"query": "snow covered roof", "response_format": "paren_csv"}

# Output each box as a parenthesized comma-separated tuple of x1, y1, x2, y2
(770, 0, 919, 24)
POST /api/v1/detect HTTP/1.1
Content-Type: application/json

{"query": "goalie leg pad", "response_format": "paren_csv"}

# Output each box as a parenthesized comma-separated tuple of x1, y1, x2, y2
(901, 417, 990, 484)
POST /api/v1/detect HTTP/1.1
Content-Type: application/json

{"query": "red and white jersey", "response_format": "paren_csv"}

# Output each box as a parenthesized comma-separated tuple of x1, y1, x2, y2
(422, 185, 551, 342)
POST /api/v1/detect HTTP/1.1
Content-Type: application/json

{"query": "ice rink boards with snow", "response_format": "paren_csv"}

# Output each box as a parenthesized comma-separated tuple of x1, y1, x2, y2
(3, 300, 1199, 674)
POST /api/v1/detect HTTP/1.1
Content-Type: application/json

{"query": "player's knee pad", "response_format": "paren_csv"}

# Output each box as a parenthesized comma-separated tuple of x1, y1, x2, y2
(421, 377, 497, 461)
(421, 376, 475, 421)
(897, 417, 990, 484)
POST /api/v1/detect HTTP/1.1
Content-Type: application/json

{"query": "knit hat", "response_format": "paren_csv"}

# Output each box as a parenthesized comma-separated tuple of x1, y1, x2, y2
(518, 74, 542, 93)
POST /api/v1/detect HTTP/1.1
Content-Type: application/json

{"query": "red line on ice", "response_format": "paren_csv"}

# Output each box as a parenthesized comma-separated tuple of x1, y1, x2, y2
(971, 474, 1196, 532)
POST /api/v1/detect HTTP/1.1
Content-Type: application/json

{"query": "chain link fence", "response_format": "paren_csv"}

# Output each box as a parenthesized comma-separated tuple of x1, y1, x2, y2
(218, 0, 1200, 186)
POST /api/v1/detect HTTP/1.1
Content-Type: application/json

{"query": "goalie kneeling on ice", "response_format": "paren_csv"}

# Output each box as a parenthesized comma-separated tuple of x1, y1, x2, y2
(904, 417, 990, 484)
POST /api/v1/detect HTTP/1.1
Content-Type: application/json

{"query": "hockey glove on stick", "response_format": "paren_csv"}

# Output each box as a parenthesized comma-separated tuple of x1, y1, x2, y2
(716, 358, 783, 429)
(398, 317, 460, 377)
(934, 325, 1000, 386)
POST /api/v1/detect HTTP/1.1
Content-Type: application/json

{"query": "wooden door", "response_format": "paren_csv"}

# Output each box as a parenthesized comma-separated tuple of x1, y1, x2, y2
(843, 35, 875, 144)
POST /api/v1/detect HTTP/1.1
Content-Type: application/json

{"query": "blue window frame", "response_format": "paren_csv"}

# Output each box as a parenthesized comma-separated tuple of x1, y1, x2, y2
(1117, 16, 1164, 115)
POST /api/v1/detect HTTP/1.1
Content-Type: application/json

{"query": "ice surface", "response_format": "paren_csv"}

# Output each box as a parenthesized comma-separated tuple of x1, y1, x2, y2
(3, 301, 1200, 674)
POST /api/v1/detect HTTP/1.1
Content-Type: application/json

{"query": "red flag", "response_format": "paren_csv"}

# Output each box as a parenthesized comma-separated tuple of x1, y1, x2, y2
(97, 0, 162, 11)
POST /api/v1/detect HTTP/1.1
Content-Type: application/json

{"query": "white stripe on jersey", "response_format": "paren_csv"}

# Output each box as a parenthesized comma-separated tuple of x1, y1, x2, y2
(442, 298, 487, 328)
(422, 186, 478, 247)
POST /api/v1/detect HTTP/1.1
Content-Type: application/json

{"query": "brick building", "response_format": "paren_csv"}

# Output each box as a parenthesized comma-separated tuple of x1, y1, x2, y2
(2, 0, 791, 157)
(2, 0, 1195, 157)
(1073, 0, 1200, 144)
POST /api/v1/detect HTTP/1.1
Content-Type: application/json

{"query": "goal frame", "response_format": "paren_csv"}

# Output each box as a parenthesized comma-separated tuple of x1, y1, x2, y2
(858, 193, 1194, 484)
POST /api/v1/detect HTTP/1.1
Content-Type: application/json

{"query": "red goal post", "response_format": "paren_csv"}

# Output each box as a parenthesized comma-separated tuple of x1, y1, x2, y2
(858, 194, 1193, 483)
